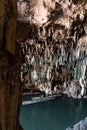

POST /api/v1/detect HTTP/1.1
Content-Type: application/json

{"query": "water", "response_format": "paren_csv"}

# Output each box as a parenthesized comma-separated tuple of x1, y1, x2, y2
(20, 96, 87, 130)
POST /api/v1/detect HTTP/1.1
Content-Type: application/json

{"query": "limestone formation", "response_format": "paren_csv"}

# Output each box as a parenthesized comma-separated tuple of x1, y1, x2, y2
(17, 0, 87, 99)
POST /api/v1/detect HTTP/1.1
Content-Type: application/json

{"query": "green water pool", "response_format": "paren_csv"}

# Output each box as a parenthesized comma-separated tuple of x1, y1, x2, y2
(20, 96, 87, 130)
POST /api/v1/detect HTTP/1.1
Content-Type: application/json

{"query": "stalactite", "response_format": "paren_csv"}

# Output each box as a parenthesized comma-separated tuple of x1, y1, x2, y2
(17, 0, 87, 99)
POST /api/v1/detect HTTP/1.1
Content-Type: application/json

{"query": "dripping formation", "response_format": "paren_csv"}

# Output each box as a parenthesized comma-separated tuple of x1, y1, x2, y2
(17, 0, 87, 99)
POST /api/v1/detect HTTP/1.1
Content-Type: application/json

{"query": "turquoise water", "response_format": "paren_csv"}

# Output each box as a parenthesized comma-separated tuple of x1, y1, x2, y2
(20, 96, 87, 130)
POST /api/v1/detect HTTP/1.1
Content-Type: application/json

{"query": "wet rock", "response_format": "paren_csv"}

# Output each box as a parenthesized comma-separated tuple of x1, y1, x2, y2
(66, 117, 87, 130)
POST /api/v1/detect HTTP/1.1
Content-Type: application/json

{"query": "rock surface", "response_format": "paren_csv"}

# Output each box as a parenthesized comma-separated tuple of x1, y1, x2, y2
(66, 117, 87, 130)
(0, 0, 23, 130)
(17, 0, 87, 99)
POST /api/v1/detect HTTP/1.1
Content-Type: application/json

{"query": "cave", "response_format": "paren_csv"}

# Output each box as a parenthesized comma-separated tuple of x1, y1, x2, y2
(0, 0, 87, 130)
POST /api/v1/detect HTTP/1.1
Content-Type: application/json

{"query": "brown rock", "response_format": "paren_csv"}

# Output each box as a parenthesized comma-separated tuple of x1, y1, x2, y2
(0, 0, 23, 130)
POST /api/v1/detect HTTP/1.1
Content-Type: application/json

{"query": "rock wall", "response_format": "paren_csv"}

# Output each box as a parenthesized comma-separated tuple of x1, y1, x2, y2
(17, 0, 87, 98)
(0, 0, 23, 130)
(0, 48, 23, 130)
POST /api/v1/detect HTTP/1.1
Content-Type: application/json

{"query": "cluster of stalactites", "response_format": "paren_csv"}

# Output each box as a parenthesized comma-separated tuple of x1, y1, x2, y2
(17, 0, 87, 26)
(21, 22, 87, 97)
(19, 0, 87, 98)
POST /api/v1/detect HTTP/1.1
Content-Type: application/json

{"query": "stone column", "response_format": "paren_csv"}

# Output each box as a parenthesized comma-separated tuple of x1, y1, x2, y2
(0, 47, 23, 130)
(0, 0, 23, 130)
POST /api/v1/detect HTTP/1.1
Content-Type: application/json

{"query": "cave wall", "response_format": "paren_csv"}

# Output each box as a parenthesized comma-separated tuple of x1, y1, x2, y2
(0, 0, 23, 130)
(17, 0, 87, 99)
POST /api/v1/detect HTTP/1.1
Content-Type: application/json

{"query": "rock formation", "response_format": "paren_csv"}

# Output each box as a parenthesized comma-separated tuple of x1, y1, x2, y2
(17, 0, 87, 99)
(1, 0, 86, 130)
(0, 0, 86, 129)
(66, 117, 87, 130)
(0, 0, 23, 130)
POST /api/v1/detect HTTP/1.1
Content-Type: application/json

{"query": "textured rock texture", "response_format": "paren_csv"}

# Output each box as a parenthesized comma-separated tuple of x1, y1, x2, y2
(0, 48, 22, 130)
(17, 0, 87, 26)
(17, 0, 87, 98)
(66, 117, 87, 130)
(0, 0, 23, 130)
